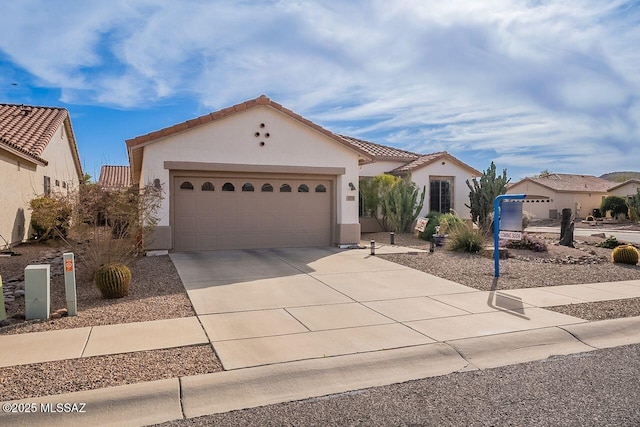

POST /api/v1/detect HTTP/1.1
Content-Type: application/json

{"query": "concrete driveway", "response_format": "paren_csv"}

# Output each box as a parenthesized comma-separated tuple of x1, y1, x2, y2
(170, 247, 585, 371)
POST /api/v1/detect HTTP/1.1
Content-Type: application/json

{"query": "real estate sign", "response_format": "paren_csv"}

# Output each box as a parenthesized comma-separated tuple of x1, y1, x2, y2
(415, 217, 429, 232)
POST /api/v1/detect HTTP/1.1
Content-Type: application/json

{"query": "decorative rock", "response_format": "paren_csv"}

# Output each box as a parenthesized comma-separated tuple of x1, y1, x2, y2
(14, 290, 25, 297)
(0, 319, 10, 327)
(4, 296, 14, 302)
(50, 312, 62, 319)
(11, 313, 25, 320)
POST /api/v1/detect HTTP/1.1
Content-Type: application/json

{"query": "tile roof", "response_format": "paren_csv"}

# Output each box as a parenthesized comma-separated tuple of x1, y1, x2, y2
(126, 95, 374, 182)
(389, 151, 482, 176)
(517, 174, 613, 193)
(98, 165, 131, 189)
(0, 103, 72, 165)
(337, 135, 419, 160)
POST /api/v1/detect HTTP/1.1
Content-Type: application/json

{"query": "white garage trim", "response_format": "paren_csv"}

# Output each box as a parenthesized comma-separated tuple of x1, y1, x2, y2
(164, 161, 345, 176)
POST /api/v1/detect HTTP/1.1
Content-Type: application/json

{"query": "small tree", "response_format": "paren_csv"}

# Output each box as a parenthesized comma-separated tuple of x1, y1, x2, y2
(381, 178, 425, 232)
(465, 162, 510, 232)
(601, 195, 628, 219)
(359, 174, 402, 231)
(628, 189, 640, 221)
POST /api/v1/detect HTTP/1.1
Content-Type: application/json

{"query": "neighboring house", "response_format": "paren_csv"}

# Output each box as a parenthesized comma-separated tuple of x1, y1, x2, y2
(507, 174, 612, 219)
(0, 104, 83, 246)
(350, 135, 481, 231)
(608, 179, 640, 199)
(97, 165, 131, 191)
(126, 95, 372, 252)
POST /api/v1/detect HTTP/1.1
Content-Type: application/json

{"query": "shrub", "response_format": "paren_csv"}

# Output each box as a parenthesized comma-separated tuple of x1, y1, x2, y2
(438, 213, 464, 235)
(381, 178, 425, 233)
(522, 210, 532, 229)
(73, 182, 162, 278)
(596, 236, 622, 249)
(446, 225, 486, 253)
(29, 195, 73, 240)
(505, 234, 548, 252)
(601, 196, 628, 219)
(611, 245, 639, 265)
(419, 211, 442, 242)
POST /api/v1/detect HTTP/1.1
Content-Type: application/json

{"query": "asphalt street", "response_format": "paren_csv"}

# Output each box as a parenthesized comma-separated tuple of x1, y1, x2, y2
(156, 344, 640, 427)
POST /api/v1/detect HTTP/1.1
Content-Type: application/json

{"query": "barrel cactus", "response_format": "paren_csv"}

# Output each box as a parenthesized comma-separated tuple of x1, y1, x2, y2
(94, 263, 131, 298)
(611, 245, 639, 265)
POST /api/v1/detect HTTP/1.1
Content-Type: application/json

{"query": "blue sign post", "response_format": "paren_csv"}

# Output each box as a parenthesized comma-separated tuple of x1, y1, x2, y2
(493, 194, 526, 277)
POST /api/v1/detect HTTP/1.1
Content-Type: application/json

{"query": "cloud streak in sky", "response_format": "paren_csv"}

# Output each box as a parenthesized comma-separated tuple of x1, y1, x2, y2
(0, 0, 639, 178)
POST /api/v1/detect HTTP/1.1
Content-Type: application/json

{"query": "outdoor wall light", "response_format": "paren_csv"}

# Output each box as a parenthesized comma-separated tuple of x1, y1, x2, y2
(348, 182, 356, 191)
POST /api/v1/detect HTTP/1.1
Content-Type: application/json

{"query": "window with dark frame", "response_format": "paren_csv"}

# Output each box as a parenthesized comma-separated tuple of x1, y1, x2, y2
(429, 177, 453, 213)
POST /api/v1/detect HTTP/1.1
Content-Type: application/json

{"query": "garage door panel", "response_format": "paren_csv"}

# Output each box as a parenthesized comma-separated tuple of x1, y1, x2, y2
(174, 176, 331, 251)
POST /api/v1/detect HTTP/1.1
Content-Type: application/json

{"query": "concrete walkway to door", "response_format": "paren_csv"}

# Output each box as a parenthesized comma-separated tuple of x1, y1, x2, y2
(169, 246, 591, 371)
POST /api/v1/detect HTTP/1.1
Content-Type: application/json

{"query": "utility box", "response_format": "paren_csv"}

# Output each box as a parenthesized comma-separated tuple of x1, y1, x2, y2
(25, 264, 50, 320)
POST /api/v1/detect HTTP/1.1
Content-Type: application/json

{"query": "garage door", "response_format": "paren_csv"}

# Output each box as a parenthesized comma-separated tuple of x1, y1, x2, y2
(173, 176, 332, 251)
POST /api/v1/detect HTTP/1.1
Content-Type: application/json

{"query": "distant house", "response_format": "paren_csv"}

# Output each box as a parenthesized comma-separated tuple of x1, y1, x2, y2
(97, 165, 131, 191)
(507, 174, 613, 219)
(0, 104, 83, 246)
(608, 179, 640, 200)
(350, 135, 481, 231)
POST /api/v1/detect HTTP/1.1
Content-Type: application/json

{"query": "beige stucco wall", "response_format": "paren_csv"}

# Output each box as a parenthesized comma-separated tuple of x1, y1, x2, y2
(137, 106, 362, 247)
(0, 122, 81, 245)
(409, 160, 477, 220)
(359, 160, 407, 177)
(508, 181, 607, 219)
(609, 181, 640, 198)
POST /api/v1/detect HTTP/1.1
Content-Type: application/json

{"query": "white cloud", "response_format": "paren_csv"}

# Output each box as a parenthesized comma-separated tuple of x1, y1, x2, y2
(1, 0, 639, 176)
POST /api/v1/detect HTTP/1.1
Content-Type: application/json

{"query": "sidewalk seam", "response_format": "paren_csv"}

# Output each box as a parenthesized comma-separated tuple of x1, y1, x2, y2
(79, 326, 93, 357)
(556, 325, 599, 350)
(178, 375, 187, 420)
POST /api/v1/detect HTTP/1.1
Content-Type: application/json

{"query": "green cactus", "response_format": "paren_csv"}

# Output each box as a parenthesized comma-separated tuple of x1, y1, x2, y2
(611, 245, 639, 265)
(94, 263, 131, 298)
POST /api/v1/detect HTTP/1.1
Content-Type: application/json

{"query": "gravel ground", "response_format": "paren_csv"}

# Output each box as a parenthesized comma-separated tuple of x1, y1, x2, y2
(0, 344, 221, 401)
(1, 242, 194, 334)
(368, 231, 640, 321)
(155, 344, 640, 427)
(1, 241, 222, 402)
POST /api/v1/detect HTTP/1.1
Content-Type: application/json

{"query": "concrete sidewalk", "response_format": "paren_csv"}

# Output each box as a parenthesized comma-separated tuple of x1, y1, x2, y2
(2, 244, 640, 426)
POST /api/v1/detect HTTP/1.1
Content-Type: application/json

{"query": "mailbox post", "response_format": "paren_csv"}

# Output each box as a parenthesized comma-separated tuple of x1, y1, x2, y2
(493, 194, 525, 277)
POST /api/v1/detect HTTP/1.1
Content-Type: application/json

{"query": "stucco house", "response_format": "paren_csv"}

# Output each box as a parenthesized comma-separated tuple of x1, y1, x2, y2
(608, 179, 640, 200)
(507, 174, 613, 219)
(0, 104, 83, 246)
(125, 95, 482, 252)
(347, 135, 481, 231)
(126, 95, 373, 252)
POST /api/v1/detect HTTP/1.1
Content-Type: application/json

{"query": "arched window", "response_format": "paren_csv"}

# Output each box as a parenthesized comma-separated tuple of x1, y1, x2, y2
(180, 181, 194, 190)
(298, 184, 309, 193)
(280, 184, 292, 193)
(315, 184, 327, 193)
(242, 183, 255, 192)
(222, 182, 235, 191)
(201, 182, 214, 191)
(261, 183, 273, 192)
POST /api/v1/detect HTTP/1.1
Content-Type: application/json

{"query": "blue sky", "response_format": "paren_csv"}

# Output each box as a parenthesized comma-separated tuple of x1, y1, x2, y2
(1, 1, 639, 181)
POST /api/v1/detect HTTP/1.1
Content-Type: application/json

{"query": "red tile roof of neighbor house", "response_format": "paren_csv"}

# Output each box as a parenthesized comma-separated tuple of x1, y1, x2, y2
(390, 151, 482, 176)
(0, 103, 83, 177)
(0, 104, 66, 164)
(516, 174, 614, 193)
(98, 165, 131, 189)
(337, 135, 420, 160)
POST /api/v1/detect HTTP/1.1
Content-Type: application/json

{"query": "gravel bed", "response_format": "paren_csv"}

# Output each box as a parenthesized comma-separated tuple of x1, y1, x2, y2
(1, 243, 194, 334)
(0, 344, 221, 401)
(366, 232, 640, 320)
